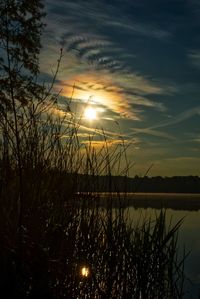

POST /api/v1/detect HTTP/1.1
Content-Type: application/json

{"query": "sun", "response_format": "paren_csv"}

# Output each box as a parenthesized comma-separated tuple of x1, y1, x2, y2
(84, 107, 97, 120)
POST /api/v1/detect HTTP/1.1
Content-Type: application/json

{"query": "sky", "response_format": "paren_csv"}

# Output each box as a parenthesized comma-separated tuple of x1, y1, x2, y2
(40, 0, 200, 177)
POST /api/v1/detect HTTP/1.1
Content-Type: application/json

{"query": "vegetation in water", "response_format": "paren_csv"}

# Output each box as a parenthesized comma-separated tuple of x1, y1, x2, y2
(0, 0, 188, 298)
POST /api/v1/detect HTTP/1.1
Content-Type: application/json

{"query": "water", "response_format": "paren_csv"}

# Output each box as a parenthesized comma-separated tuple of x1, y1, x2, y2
(98, 192, 200, 296)
(99, 192, 200, 210)
(126, 207, 200, 298)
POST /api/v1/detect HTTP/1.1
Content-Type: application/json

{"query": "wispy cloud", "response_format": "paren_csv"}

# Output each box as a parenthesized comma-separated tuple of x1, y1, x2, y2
(130, 128, 176, 140)
(38, 0, 200, 176)
(188, 50, 200, 69)
(152, 105, 200, 129)
(42, 0, 174, 120)
(82, 138, 135, 149)
(129, 105, 200, 141)
(105, 20, 172, 40)
(56, 72, 170, 120)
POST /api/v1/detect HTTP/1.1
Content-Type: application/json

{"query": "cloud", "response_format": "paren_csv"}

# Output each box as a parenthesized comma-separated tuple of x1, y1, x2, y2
(152, 105, 200, 129)
(128, 105, 200, 141)
(41, 0, 177, 123)
(58, 30, 131, 76)
(130, 128, 176, 140)
(188, 50, 200, 69)
(44, 0, 173, 76)
(105, 20, 172, 40)
(56, 71, 170, 120)
(82, 138, 132, 149)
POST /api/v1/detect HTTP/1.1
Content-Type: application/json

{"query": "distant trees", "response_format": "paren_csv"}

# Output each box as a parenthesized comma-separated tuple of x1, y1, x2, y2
(76, 175, 200, 193)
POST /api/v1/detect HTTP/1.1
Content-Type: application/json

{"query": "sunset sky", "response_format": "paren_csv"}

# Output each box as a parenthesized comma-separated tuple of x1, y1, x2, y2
(40, 0, 200, 177)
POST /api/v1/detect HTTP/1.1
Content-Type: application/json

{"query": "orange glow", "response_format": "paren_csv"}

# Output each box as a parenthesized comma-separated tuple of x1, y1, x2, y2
(81, 266, 90, 277)
(58, 72, 128, 117)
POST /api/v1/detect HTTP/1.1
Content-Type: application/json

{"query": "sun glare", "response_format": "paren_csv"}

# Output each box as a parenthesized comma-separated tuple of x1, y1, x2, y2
(84, 107, 97, 120)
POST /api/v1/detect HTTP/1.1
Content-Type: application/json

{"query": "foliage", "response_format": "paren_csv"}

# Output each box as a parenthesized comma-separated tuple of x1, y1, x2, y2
(0, 0, 45, 111)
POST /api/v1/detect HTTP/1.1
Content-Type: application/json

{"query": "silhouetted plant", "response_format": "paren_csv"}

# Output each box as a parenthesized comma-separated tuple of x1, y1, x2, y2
(0, 1, 187, 298)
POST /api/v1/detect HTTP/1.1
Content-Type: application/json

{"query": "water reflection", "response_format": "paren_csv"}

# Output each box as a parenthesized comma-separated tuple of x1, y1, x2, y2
(127, 207, 200, 297)
(81, 266, 90, 278)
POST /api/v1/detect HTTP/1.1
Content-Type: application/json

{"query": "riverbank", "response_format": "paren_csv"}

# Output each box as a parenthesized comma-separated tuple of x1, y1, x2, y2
(85, 192, 200, 211)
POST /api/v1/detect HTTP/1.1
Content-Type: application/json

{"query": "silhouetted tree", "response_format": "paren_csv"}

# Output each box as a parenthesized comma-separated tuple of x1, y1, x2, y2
(0, 0, 45, 110)
(0, 0, 45, 187)
(0, 1, 45, 294)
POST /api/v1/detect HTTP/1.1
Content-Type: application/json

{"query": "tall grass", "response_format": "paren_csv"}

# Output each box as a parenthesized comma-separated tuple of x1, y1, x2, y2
(0, 89, 187, 298)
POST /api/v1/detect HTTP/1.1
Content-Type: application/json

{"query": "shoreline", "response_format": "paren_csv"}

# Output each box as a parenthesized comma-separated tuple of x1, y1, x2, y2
(78, 192, 200, 211)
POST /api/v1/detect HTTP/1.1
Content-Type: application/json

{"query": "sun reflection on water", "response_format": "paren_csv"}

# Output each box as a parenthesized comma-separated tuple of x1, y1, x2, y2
(81, 266, 90, 277)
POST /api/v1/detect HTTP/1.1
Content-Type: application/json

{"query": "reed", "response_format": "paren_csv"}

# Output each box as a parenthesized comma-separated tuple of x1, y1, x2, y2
(0, 92, 187, 298)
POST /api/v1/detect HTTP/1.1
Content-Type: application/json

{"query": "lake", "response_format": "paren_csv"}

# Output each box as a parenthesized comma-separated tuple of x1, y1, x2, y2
(127, 206, 200, 298)
(91, 192, 200, 296)
(98, 192, 200, 210)
(103, 192, 200, 298)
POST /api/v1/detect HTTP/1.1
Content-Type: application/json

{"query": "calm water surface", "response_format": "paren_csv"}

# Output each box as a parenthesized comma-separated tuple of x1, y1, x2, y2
(98, 192, 200, 296)
(127, 206, 200, 297)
